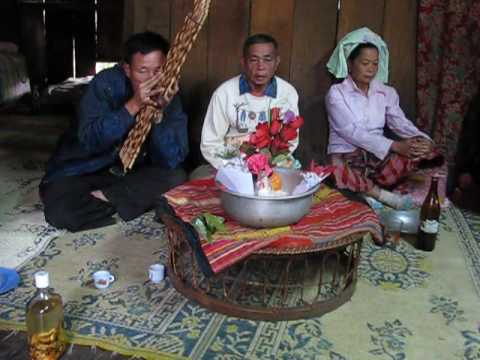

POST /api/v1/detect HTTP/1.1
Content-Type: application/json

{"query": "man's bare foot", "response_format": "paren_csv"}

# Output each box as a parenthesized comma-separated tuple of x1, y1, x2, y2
(90, 190, 109, 202)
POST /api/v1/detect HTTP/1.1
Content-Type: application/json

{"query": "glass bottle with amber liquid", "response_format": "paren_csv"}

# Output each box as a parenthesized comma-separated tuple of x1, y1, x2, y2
(418, 176, 441, 251)
(26, 271, 65, 360)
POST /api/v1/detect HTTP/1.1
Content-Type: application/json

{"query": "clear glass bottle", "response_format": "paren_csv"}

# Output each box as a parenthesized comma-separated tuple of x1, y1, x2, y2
(418, 177, 441, 251)
(26, 271, 65, 360)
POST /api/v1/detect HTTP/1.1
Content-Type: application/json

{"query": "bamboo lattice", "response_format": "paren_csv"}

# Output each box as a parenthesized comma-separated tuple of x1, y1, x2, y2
(119, 0, 212, 171)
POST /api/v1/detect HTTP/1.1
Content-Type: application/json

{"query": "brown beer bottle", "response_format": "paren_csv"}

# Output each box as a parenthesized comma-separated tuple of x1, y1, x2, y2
(418, 177, 441, 251)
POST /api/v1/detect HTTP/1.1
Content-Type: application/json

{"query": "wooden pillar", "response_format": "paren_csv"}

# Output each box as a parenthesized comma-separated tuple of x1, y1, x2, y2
(19, 3, 47, 89)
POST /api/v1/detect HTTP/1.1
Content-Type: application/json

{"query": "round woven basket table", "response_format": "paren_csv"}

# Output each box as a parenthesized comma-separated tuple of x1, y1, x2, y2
(159, 213, 365, 321)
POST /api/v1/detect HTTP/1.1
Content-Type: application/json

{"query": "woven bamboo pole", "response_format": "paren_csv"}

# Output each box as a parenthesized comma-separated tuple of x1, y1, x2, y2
(119, 0, 212, 171)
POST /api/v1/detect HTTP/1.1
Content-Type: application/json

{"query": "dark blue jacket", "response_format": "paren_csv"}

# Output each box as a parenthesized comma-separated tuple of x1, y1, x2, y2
(43, 65, 189, 183)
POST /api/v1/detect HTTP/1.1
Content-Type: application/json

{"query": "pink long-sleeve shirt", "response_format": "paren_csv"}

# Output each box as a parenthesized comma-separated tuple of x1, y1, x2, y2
(326, 76, 429, 160)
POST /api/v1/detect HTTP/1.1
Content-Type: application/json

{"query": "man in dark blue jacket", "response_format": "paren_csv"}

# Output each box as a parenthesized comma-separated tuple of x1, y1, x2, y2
(40, 32, 188, 232)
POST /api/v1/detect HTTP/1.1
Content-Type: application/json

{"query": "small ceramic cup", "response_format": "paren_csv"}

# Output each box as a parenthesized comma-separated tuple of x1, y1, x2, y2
(148, 264, 165, 284)
(92, 270, 115, 289)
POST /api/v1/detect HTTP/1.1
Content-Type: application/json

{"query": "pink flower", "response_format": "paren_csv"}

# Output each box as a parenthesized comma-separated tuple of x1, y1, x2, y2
(246, 153, 272, 176)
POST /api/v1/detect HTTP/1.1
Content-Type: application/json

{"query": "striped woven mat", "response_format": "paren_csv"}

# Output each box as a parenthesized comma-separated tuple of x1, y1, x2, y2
(164, 178, 382, 273)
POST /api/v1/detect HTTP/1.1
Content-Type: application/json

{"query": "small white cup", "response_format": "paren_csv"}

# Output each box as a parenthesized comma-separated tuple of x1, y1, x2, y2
(92, 270, 115, 289)
(148, 264, 165, 284)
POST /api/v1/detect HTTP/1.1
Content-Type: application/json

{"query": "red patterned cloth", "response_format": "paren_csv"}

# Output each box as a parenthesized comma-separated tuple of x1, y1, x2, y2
(417, 0, 480, 163)
(164, 178, 382, 274)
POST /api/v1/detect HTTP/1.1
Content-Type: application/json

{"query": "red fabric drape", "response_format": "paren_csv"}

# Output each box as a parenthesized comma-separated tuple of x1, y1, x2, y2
(417, 0, 480, 164)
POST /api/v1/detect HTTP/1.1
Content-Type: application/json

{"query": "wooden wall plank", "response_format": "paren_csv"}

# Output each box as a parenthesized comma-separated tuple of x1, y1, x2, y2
(132, 0, 171, 40)
(117, 0, 419, 169)
(290, 0, 339, 164)
(251, 0, 295, 80)
(207, 0, 249, 91)
(337, 0, 385, 41)
(172, 0, 209, 169)
(97, 0, 125, 61)
(383, 0, 417, 120)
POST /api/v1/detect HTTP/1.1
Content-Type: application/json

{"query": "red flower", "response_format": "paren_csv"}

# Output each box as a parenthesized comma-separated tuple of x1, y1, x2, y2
(242, 107, 303, 163)
(280, 126, 298, 142)
(270, 118, 282, 136)
(271, 107, 281, 123)
(255, 136, 271, 149)
(289, 116, 304, 129)
(269, 107, 283, 135)
(249, 122, 271, 149)
(271, 137, 290, 155)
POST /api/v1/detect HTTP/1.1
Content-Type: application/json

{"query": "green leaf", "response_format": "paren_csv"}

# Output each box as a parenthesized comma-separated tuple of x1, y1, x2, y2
(192, 213, 228, 243)
(192, 216, 208, 238)
(239, 142, 256, 156)
(271, 153, 288, 165)
(259, 148, 272, 160)
(203, 213, 227, 233)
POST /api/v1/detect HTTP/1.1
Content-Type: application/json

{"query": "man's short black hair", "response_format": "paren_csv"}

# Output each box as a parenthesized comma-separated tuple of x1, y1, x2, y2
(242, 33, 279, 57)
(348, 42, 378, 62)
(123, 31, 170, 64)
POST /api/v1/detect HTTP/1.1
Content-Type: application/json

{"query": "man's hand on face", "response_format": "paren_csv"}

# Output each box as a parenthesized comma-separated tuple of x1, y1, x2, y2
(151, 81, 179, 109)
(125, 72, 163, 115)
(125, 75, 179, 116)
(123, 50, 168, 116)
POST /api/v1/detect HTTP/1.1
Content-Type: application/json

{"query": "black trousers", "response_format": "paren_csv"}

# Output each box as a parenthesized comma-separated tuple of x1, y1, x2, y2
(39, 166, 187, 232)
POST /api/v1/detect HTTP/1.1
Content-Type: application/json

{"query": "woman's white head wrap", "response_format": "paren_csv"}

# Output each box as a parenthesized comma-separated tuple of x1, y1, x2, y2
(326, 27, 389, 83)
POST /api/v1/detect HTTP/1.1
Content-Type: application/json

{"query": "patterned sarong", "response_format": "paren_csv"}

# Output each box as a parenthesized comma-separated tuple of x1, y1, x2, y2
(164, 178, 382, 274)
(330, 150, 416, 193)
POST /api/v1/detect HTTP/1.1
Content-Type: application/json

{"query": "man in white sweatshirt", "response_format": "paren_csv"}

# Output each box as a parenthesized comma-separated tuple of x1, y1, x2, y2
(199, 33, 300, 171)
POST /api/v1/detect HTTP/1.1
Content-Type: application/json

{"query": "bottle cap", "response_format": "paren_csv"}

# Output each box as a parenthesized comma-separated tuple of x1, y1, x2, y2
(34, 271, 49, 288)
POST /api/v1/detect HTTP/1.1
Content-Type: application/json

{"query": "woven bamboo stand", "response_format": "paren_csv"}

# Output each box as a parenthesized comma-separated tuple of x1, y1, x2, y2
(160, 213, 365, 321)
(119, 0, 212, 171)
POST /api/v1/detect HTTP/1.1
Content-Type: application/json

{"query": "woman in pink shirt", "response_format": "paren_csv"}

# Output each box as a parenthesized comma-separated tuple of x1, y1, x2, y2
(326, 41, 439, 209)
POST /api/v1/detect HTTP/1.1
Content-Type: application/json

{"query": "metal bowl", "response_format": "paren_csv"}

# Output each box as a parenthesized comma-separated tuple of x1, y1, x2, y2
(379, 208, 420, 234)
(219, 168, 320, 228)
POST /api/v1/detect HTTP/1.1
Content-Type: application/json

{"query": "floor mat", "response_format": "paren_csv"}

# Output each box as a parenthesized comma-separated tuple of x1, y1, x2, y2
(0, 207, 479, 360)
(0, 152, 63, 269)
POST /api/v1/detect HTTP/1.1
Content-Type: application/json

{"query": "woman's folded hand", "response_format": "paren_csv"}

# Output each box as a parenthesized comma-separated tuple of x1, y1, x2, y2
(391, 139, 413, 157)
(409, 137, 434, 159)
